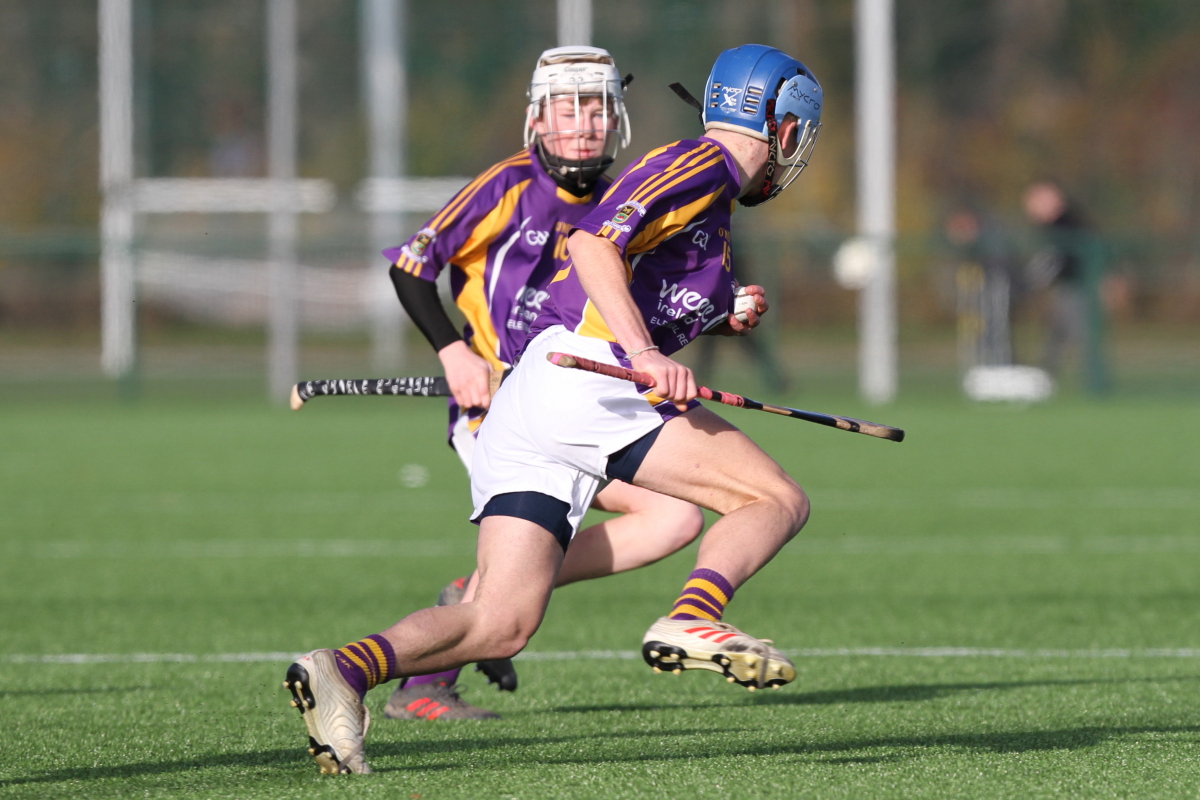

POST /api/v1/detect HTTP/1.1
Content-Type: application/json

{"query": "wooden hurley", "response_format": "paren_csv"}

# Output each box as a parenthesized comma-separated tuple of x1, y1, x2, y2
(289, 377, 451, 410)
(289, 369, 506, 411)
(546, 352, 905, 442)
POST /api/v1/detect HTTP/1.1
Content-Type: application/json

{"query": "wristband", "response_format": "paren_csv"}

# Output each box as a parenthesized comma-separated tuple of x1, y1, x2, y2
(626, 345, 660, 359)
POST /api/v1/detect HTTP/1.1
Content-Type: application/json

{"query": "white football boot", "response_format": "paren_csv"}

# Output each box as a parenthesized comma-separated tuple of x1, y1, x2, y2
(284, 649, 371, 774)
(641, 616, 795, 691)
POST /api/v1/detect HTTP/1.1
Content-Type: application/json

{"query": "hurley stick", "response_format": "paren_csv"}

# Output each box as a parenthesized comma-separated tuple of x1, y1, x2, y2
(290, 377, 450, 410)
(290, 369, 505, 411)
(547, 352, 905, 442)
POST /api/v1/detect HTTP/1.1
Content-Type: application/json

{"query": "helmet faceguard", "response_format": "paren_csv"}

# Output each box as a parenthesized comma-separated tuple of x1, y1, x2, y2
(523, 46, 632, 196)
(683, 44, 822, 206)
(739, 72, 822, 207)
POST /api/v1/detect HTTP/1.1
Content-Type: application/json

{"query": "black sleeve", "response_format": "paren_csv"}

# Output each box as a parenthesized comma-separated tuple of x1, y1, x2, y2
(389, 266, 463, 353)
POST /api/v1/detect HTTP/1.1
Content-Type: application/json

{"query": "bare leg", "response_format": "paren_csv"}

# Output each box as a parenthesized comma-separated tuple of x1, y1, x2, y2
(555, 481, 703, 584)
(633, 405, 809, 589)
(378, 516, 563, 677)
(458, 482, 702, 601)
(616, 406, 808, 690)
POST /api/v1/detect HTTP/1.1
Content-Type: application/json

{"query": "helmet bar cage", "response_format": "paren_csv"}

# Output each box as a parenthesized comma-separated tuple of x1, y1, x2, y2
(524, 74, 630, 193)
(773, 119, 820, 195)
(739, 94, 821, 207)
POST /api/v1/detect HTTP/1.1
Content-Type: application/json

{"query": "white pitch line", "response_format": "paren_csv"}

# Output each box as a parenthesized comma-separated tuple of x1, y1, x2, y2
(2, 652, 302, 664)
(2, 487, 1197, 516)
(9, 534, 1200, 559)
(811, 488, 1200, 511)
(788, 647, 1200, 658)
(779, 534, 1200, 555)
(6, 648, 1200, 665)
(7, 540, 472, 559)
(515, 650, 641, 661)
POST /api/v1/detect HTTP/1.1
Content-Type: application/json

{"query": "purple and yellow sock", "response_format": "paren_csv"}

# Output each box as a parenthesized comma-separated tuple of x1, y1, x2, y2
(669, 568, 734, 622)
(402, 667, 462, 690)
(333, 634, 398, 700)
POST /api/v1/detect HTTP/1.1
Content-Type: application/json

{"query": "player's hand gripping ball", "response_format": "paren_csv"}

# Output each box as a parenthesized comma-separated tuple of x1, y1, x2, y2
(725, 285, 768, 335)
(733, 286, 756, 323)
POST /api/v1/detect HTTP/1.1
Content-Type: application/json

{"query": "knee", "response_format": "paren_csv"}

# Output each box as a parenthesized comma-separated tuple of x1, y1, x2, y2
(662, 502, 705, 549)
(473, 607, 538, 661)
(617, 490, 705, 552)
(767, 480, 809, 537)
(481, 637, 527, 662)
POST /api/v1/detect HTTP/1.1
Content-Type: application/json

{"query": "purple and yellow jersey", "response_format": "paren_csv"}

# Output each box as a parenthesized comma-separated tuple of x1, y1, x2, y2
(529, 137, 741, 358)
(383, 147, 610, 372)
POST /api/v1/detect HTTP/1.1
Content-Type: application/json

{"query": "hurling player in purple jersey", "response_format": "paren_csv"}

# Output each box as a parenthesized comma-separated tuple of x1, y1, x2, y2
(343, 48, 701, 728)
(280, 45, 821, 774)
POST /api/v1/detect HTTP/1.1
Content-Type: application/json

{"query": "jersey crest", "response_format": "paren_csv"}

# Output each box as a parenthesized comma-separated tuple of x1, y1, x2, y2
(605, 200, 646, 232)
(402, 227, 437, 262)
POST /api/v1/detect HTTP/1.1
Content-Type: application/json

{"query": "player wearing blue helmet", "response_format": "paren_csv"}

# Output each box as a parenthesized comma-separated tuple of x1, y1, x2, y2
(670, 43, 821, 207)
(279, 45, 823, 775)
(701, 44, 821, 205)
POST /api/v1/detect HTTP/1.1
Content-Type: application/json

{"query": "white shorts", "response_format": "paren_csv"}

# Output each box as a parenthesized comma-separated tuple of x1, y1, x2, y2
(450, 410, 477, 474)
(469, 325, 685, 538)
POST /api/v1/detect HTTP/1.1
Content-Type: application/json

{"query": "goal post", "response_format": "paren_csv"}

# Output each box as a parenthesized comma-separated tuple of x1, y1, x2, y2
(98, 0, 586, 398)
(98, 0, 135, 379)
(855, 0, 898, 405)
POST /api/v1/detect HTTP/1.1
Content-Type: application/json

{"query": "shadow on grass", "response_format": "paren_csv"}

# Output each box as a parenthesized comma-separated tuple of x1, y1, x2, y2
(818, 755, 910, 766)
(756, 674, 1200, 707)
(7, 673, 1200, 789)
(373, 723, 1200, 772)
(0, 728, 728, 787)
(0, 686, 150, 699)
(0, 748, 300, 789)
(550, 674, 1200, 714)
(8, 721, 1199, 787)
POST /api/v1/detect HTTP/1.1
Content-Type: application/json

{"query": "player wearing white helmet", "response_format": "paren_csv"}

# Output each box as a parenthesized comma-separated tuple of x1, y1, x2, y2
(523, 46, 632, 194)
(279, 47, 705, 761)
(279, 43, 819, 774)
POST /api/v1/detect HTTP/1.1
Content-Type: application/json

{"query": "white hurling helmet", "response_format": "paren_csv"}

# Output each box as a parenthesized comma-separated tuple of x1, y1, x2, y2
(523, 46, 632, 195)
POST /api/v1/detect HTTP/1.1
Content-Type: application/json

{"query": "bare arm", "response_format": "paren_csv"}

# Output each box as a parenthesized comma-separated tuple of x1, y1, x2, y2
(567, 230, 697, 405)
(566, 232, 655, 353)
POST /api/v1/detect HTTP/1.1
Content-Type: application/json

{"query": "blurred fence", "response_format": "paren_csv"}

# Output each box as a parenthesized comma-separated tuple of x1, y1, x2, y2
(2, 0, 1199, 397)
(2, 221, 1197, 397)
(5, 220, 1199, 324)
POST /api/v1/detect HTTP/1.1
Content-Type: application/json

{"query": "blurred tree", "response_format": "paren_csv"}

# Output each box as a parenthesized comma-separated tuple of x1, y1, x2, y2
(1, 0, 1198, 332)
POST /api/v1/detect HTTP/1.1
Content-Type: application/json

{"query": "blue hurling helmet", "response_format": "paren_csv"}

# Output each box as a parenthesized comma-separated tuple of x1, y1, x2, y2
(702, 44, 822, 206)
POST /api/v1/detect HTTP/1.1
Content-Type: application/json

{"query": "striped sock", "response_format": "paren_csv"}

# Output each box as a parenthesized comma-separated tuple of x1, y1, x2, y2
(669, 568, 734, 622)
(333, 634, 398, 700)
(402, 667, 462, 690)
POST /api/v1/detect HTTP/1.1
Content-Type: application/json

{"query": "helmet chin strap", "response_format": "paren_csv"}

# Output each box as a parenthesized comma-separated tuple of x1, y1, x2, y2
(667, 81, 786, 207)
(668, 82, 704, 124)
(533, 140, 607, 197)
(738, 98, 779, 208)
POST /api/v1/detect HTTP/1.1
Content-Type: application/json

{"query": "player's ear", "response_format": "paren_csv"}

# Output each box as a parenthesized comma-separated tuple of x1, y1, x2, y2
(530, 105, 548, 134)
(778, 113, 801, 158)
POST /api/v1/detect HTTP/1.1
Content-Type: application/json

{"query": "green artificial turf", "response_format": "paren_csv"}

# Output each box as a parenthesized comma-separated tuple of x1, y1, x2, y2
(2, 390, 1199, 798)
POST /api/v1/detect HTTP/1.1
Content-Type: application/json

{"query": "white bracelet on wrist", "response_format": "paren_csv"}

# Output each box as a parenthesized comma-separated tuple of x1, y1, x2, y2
(626, 345, 660, 359)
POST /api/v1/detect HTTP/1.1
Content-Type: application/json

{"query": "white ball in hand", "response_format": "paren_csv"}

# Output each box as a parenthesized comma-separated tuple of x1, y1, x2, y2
(733, 287, 756, 323)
